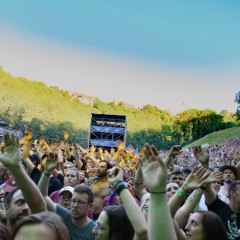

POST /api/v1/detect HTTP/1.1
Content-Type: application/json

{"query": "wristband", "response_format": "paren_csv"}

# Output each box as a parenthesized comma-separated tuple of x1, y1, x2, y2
(43, 172, 51, 177)
(176, 189, 188, 199)
(115, 181, 128, 195)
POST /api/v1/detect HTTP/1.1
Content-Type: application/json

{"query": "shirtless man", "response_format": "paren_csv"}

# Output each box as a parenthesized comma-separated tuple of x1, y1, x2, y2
(84, 160, 112, 220)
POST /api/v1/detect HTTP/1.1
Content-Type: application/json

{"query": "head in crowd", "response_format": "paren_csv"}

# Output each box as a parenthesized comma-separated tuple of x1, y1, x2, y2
(126, 177, 134, 188)
(79, 170, 86, 184)
(182, 167, 191, 178)
(211, 181, 221, 193)
(3, 170, 17, 194)
(169, 170, 185, 187)
(4, 188, 31, 229)
(166, 181, 179, 201)
(185, 211, 228, 240)
(70, 185, 94, 220)
(64, 167, 79, 187)
(10, 211, 69, 240)
(88, 168, 98, 178)
(29, 154, 41, 167)
(97, 160, 112, 178)
(0, 163, 8, 184)
(63, 161, 74, 175)
(228, 180, 240, 200)
(93, 205, 134, 240)
(115, 196, 123, 206)
(220, 165, 240, 184)
(58, 186, 74, 210)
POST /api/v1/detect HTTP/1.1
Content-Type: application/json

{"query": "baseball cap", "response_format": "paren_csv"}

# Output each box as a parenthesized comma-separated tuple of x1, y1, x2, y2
(58, 186, 74, 196)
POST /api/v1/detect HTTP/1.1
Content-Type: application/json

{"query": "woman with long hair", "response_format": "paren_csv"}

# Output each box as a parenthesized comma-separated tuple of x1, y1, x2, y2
(185, 211, 228, 240)
(93, 167, 148, 240)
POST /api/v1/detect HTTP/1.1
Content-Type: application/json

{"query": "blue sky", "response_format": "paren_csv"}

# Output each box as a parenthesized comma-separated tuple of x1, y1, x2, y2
(0, 1, 239, 113)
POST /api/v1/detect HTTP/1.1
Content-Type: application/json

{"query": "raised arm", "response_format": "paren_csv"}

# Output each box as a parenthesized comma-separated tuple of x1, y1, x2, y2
(0, 133, 46, 213)
(141, 144, 177, 240)
(193, 146, 210, 170)
(168, 166, 211, 217)
(163, 145, 183, 171)
(37, 153, 58, 212)
(21, 129, 35, 174)
(134, 158, 148, 200)
(175, 169, 222, 228)
(70, 143, 83, 170)
(108, 167, 148, 240)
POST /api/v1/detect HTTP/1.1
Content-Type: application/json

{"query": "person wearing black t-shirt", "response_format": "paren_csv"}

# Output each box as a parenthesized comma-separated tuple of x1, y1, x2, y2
(204, 180, 240, 240)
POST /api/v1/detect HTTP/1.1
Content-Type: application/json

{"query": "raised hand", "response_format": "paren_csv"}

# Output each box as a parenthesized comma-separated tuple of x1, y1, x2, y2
(104, 149, 111, 158)
(50, 139, 57, 151)
(117, 141, 125, 151)
(24, 128, 33, 142)
(141, 144, 167, 192)
(90, 145, 95, 152)
(193, 146, 210, 168)
(107, 166, 124, 188)
(44, 152, 59, 173)
(98, 147, 103, 154)
(182, 166, 210, 192)
(110, 148, 115, 157)
(0, 133, 21, 168)
(63, 132, 69, 142)
(79, 146, 87, 154)
(165, 145, 182, 171)
(203, 169, 222, 185)
(169, 145, 183, 158)
(39, 136, 45, 147)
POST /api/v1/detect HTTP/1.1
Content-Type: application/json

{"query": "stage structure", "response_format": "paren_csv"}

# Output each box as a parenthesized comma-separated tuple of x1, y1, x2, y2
(89, 113, 127, 150)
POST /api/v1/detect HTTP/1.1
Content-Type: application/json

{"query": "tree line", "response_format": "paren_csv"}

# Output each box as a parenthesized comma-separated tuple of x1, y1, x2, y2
(0, 66, 238, 150)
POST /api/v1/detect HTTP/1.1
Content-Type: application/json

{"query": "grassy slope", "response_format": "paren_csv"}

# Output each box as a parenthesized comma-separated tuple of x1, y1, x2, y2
(0, 67, 172, 131)
(185, 126, 240, 148)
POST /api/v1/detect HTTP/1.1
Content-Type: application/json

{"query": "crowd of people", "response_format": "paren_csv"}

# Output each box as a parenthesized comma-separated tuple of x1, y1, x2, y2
(0, 127, 23, 140)
(0, 128, 239, 239)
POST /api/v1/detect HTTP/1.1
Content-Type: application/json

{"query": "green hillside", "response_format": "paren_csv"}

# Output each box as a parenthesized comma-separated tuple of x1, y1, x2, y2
(185, 126, 240, 148)
(0, 66, 238, 149)
(0, 66, 173, 130)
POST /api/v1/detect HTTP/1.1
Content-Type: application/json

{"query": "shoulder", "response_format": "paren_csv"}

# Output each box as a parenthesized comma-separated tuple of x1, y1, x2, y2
(208, 196, 230, 213)
(56, 205, 71, 218)
(84, 177, 100, 186)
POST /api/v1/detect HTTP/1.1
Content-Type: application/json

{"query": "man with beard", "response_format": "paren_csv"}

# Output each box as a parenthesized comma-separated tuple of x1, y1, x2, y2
(38, 156, 96, 240)
(4, 188, 31, 230)
(0, 133, 46, 231)
(218, 165, 240, 204)
(84, 160, 112, 220)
